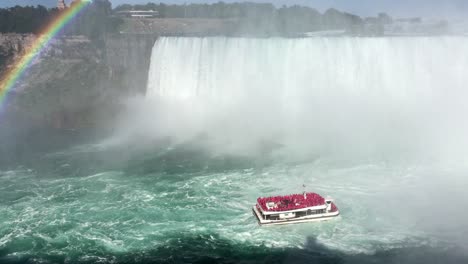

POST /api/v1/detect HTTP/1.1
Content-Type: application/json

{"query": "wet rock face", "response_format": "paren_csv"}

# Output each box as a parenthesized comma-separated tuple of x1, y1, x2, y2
(0, 33, 156, 132)
(0, 34, 36, 71)
(1, 34, 103, 130)
(0, 33, 157, 163)
(104, 34, 158, 95)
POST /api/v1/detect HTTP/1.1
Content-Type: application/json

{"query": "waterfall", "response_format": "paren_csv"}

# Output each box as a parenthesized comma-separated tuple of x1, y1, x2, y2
(143, 37, 468, 160)
(147, 37, 467, 100)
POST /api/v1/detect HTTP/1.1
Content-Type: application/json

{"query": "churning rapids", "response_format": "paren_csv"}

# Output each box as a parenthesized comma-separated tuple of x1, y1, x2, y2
(2, 37, 468, 263)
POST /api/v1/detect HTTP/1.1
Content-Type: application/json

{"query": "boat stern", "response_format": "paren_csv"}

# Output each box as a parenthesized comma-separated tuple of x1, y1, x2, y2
(252, 205, 266, 225)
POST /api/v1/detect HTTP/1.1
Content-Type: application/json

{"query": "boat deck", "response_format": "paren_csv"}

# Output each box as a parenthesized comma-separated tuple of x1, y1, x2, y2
(257, 192, 326, 212)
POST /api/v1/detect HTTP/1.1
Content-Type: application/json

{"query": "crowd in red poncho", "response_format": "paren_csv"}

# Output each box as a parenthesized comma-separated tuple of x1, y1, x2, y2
(257, 192, 325, 212)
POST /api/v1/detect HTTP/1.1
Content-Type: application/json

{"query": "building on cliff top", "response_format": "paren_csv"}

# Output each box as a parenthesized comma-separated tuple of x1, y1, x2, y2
(116, 10, 159, 18)
(57, 0, 67, 9)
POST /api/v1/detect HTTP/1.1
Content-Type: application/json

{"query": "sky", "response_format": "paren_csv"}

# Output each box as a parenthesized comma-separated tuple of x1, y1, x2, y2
(1, 0, 467, 19)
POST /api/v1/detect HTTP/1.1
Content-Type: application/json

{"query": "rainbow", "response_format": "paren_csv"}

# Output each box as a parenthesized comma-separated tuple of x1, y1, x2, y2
(0, 0, 91, 109)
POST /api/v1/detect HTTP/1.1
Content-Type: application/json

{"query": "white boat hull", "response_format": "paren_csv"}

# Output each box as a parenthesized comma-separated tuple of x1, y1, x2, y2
(252, 206, 339, 226)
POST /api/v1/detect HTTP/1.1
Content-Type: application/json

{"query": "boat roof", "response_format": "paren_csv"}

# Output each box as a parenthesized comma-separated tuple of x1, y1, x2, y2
(256, 192, 327, 215)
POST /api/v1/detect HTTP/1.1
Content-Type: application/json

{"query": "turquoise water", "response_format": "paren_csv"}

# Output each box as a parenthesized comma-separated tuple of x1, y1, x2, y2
(1, 140, 467, 263)
(3, 36, 468, 263)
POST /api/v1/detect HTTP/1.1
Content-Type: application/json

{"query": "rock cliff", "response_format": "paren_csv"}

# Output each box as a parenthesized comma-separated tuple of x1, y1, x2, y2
(1, 33, 156, 129)
(0, 33, 157, 163)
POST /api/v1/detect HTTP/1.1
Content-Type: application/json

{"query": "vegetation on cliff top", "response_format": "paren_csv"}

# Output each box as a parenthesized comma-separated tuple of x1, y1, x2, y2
(0, 0, 122, 39)
(0, 1, 391, 36)
(114, 2, 393, 35)
(0, 5, 57, 34)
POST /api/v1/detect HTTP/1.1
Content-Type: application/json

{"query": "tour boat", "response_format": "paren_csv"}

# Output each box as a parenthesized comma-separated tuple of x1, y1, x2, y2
(252, 192, 339, 226)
